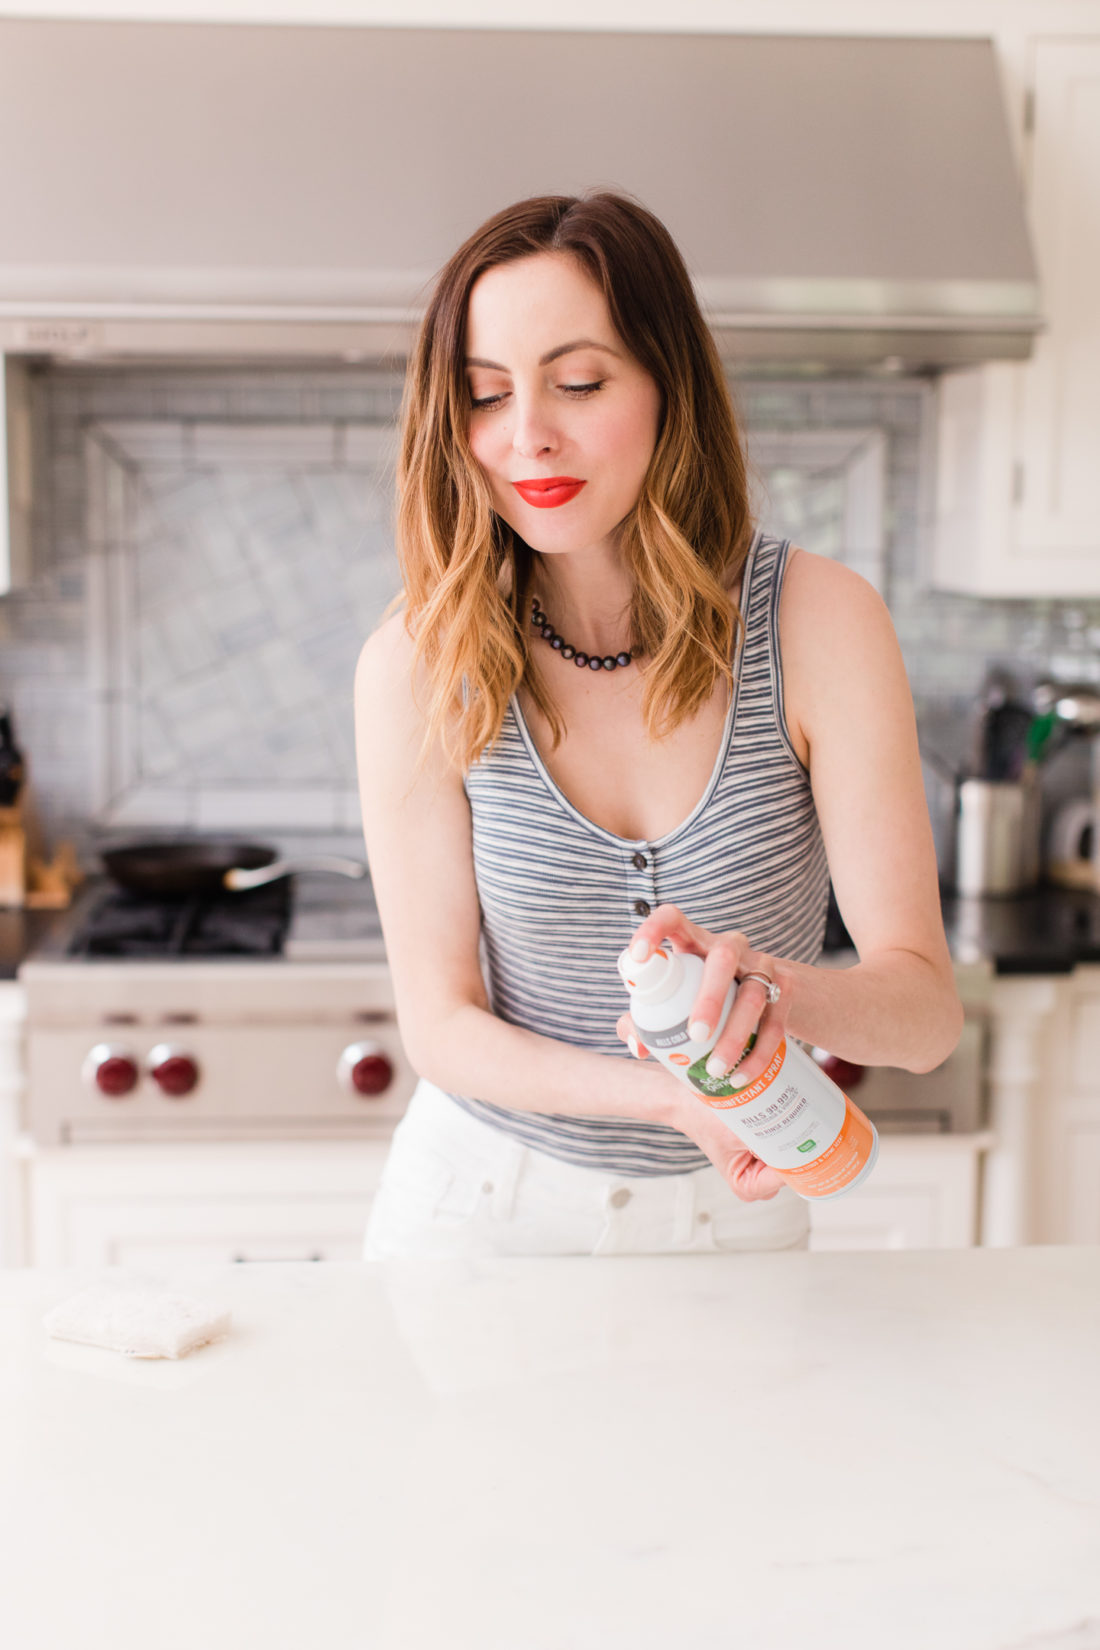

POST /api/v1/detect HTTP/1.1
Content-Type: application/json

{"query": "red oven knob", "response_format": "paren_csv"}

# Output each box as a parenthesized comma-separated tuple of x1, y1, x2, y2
(82, 1044, 139, 1098)
(338, 1042, 394, 1098)
(147, 1044, 200, 1098)
(812, 1048, 867, 1090)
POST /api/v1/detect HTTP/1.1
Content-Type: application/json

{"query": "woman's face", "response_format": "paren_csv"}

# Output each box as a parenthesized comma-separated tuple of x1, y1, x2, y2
(463, 252, 663, 559)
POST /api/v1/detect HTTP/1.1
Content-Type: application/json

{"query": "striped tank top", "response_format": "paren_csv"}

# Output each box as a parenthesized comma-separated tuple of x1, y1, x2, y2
(450, 530, 831, 1175)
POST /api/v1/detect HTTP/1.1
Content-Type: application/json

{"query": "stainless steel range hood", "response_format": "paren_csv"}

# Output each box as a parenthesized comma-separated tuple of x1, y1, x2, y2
(0, 22, 1040, 371)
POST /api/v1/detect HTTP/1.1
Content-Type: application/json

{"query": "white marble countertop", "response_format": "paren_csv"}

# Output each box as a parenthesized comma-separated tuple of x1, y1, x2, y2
(1, 1248, 1098, 1650)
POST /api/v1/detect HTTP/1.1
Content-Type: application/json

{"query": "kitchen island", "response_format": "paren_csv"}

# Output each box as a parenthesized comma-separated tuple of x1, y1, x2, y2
(1, 1248, 1097, 1649)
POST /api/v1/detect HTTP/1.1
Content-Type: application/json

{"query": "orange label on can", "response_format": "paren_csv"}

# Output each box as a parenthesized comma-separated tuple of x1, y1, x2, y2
(777, 1101, 876, 1198)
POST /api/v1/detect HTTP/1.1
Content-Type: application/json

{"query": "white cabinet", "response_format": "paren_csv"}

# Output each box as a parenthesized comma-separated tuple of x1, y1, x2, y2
(977, 966, 1100, 1244)
(26, 1139, 390, 1267)
(1031, 968, 1100, 1243)
(809, 1134, 986, 1251)
(0, 982, 26, 1265)
(932, 40, 1100, 595)
(24, 1130, 987, 1263)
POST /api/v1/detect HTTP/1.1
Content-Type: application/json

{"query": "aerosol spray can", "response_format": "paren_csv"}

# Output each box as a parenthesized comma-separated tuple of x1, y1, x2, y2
(618, 943, 879, 1200)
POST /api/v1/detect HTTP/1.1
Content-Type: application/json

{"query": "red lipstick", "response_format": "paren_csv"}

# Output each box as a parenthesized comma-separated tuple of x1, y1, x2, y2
(512, 477, 587, 509)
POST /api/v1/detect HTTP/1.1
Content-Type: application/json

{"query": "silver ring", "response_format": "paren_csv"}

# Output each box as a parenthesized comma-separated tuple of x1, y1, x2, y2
(739, 970, 781, 1006)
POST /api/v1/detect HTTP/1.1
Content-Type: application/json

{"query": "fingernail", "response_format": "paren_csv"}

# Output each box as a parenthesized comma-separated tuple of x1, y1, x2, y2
(705, 1053, 728, 1079)
(627, 1034, 640, 1059)
(689, 1020, 711, 1043)
(630, 939, 650, 962)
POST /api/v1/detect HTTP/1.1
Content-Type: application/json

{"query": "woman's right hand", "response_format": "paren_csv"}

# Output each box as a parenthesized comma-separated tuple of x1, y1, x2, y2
(674, 1095, 786, 1201)
(620, 1021, 785, 1202)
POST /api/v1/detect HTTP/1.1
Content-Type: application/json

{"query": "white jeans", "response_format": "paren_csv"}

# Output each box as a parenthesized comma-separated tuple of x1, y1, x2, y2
(363, 1080, 811, 1259)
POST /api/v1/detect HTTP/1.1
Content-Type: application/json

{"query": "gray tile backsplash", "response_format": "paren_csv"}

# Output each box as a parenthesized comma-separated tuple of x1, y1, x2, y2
(3, 364, 1099, 869)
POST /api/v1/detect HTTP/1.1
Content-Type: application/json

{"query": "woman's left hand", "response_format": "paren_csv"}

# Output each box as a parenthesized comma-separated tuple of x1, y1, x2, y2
(615, 903, 795, 1086)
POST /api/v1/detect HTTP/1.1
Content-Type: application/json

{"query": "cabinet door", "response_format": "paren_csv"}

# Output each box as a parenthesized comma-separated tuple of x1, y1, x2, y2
(27, 1140, 390, 1268)
(808, 1136, 981, 1251)
(1026, 972, 1100, 1242)
(0, 982, 27, 1266)
(1014, 41, 1100, 567)
(932, 40, 1100, 596)
(58, 1196, 374, 1268)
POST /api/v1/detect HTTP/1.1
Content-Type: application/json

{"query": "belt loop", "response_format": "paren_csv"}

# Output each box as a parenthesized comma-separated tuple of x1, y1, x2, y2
(488, 1138, 525, 1221)
(673, 1174, 697, 1248)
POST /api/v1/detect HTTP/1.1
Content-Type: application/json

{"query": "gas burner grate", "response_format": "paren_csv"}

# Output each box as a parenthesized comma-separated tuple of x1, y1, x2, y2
(70, 882, 292, 958)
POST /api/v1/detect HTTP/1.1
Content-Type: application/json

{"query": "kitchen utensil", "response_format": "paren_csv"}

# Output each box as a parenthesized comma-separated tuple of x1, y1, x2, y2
(1025, 709, 1068, 767)
(0, 704, 25, 809)
(977, 701, 1034, 780)
(100, 839, 367, 899)
(955, 775, 1041, 896)
(1046, 797, 1097, 889)
(1033, 680, 1100, 727)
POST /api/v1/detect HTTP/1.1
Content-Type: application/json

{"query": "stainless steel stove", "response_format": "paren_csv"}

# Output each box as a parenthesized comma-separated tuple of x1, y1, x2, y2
(19, 874, 415, 1145)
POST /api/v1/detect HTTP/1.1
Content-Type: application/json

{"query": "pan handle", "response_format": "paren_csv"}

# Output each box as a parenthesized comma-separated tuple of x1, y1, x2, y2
(223, 856, 368, 891)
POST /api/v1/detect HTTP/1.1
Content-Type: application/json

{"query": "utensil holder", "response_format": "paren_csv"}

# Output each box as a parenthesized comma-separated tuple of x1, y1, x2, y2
(955, 775, 1041, 897)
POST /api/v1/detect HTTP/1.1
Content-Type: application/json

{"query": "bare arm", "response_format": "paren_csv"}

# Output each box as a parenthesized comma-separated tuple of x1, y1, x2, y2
(780, 550, 962, 1071)
(624, 551, 963, 1082)
(355, 613, 676, 1127)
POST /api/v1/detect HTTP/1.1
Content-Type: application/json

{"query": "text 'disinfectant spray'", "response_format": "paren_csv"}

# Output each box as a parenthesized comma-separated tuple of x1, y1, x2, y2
(617, 943, 879, 1200)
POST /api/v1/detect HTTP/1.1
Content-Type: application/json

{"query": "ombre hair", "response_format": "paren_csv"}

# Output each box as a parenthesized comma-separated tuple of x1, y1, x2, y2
(393, 189, 756, 772)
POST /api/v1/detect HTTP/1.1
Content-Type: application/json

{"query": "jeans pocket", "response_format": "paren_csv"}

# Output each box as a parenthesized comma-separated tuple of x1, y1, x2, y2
(387, 1146, 486, 1221)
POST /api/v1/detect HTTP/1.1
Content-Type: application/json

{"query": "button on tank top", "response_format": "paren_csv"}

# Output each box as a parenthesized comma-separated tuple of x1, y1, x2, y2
(449, 530, 831, 1175)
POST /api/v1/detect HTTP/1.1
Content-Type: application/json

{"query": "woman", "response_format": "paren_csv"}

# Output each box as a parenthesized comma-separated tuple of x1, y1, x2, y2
(355, 190, 962, 1259)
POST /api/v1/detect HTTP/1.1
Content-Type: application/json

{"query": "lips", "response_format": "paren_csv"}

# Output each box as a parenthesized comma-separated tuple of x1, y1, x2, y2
(511, 477, 587, 509)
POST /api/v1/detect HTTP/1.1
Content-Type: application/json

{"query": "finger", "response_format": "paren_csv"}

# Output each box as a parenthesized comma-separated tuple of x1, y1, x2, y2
(729, 1008, 787, 1087)
(727, 1151, 785, 1202)
(705, 977, 772, 1077)
(614, 1012, 651, 1059)
(695, 1108, 781, 1201)
(626, 903, 708, 964)
(674, 1092, 785, 1202)
(687, 936, 749, 1045)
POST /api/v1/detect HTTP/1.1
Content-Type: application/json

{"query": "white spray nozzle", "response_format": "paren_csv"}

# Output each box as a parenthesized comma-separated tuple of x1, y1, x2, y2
(617, 943, 676, 996)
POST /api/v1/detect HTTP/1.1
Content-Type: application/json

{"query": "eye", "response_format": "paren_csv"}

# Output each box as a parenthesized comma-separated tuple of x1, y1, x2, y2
(469, 380, 606, 411)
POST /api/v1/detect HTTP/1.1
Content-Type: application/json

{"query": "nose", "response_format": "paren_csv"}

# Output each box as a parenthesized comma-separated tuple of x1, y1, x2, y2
(510, 392, 559, 461)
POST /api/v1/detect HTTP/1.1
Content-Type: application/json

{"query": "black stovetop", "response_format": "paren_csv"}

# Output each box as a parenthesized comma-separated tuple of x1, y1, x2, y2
(66, 880, 292, 958)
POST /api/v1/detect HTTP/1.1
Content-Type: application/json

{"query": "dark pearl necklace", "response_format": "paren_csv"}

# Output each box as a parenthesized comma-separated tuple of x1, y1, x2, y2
(530, 597, 633, 672)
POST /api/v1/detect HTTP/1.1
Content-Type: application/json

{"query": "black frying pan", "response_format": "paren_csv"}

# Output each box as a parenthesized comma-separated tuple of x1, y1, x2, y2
(100, 839, 368, 899)
(101, 839, 280, 899)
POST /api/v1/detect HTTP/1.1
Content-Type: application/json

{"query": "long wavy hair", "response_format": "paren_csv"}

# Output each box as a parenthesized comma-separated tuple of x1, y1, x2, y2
(394, 189, 756, 771)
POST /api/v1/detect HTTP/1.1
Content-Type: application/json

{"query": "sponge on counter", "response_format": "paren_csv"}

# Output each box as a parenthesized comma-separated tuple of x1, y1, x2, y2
(43, 1284, 232, 1359)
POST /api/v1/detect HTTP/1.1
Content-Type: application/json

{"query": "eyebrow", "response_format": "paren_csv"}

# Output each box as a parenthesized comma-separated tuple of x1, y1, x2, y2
(464, 338, 623, 371)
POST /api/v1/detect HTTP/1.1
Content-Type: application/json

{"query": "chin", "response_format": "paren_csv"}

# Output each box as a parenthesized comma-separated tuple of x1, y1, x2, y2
(498, 509, 622, 558)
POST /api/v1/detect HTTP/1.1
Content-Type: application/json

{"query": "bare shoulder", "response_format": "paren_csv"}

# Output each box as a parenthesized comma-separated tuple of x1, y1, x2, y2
(355, 608, 431, 745)
(354, 606, 461, 793)
(781, 548, 899, 668)
(781, 545, 890, 632)
(355, 607, 416, 699)
(778, 547, 909, 754)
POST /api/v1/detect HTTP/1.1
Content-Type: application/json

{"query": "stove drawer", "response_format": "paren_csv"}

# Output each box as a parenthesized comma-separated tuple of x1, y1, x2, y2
(26, 1023, 417, 1144)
